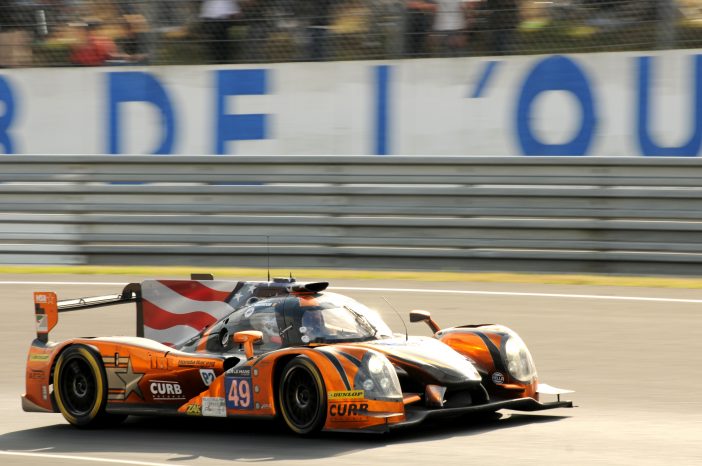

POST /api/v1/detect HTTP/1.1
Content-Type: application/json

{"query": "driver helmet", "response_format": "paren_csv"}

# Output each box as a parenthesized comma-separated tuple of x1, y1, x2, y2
(250, 312, 281, 344)
(301, 310, 324, 342)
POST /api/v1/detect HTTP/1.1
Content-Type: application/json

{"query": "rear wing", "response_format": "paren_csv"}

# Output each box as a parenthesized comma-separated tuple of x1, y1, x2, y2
(34, 283, 141, 343)
(32, 275, 326, 346)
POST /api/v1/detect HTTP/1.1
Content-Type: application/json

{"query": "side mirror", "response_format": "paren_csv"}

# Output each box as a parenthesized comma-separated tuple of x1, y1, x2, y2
(233, 331, 263, 359)
(409, 310, 441, 333)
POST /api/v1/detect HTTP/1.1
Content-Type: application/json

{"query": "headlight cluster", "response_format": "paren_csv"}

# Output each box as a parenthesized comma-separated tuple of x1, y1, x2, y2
(354, 351, 402, 401)
(503, 332, 537, 383)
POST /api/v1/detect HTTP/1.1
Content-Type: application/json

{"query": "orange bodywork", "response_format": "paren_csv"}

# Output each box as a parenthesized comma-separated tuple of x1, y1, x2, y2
(178, 345, 405, 432)
(23, 282, 563, 435)
(438, 328, 538, 400)
(25, 338, 224, 413)
(25, 338, 405, 433)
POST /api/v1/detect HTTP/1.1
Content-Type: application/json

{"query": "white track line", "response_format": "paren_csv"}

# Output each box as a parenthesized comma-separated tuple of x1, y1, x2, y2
(0, 450, 173, 466)
(333, 286, 702, 304)
(0, 281, 699, 304)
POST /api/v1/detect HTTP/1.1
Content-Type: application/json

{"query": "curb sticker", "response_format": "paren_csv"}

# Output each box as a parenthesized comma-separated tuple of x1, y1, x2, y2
(492, 372, 505, 385)
(203, 397, 227, 417)
(149, 380, 185, 400)
(329, 402, 369, 417)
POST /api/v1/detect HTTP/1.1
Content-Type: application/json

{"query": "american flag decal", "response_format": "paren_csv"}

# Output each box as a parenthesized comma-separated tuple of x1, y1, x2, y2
(141, 280, 238, 347)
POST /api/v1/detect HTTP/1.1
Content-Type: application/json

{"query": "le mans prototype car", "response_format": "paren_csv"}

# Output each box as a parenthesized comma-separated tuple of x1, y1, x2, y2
(23, 275, 573, 434)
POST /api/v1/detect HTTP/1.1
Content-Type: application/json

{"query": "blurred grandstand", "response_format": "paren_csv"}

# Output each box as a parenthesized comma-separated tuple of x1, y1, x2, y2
(0, 1, 700, 67)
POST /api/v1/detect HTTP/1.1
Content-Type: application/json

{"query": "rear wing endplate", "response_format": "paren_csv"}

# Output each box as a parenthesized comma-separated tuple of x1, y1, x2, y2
(34, 283, 141, 343)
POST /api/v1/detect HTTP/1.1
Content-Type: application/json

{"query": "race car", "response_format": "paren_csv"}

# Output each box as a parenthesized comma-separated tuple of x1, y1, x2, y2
(23, 275, 573, 434)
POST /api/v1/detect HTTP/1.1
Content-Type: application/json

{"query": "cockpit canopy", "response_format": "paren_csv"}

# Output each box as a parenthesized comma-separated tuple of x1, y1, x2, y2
(181, 291, 393, 354)
(286, 292, 393, 345)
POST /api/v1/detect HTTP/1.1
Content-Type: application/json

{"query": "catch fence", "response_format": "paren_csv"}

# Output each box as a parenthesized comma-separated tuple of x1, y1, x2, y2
(0, 1, 698, 67)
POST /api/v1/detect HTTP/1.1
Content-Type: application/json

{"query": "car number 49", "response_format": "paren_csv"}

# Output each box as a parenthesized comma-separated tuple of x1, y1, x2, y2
(226, 378, 252, 409)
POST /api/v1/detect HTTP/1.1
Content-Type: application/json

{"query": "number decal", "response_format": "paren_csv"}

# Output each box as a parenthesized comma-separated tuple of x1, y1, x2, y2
(228, 380, 239, 406)
(225, 377, 252, 410)
(200, 369, 216, 386)
(238, 378, 250, 406)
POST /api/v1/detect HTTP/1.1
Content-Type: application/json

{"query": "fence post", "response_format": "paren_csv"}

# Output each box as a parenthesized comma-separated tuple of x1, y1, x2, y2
(656, 0, 677, 50)
(139, 0, 159, 65)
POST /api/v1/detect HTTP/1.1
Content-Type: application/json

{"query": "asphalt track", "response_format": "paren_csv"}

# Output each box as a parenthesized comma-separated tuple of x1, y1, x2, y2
(0, 274, 700, 465)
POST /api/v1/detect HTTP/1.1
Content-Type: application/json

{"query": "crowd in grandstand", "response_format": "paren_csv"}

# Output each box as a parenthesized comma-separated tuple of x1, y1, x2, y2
(0, 1, 687, 67)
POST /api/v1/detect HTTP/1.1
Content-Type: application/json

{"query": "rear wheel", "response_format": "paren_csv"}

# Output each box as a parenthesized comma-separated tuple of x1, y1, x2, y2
(53, 345, 126, 428)
(278, 356, 326, 435)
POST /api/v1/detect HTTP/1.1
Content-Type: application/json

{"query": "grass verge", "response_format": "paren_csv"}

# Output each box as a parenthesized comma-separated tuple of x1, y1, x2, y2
(0, 265, 700, 289)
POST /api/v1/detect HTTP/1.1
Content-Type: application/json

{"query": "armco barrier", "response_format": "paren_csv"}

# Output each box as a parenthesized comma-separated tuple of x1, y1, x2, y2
(1, 155, 702, 275)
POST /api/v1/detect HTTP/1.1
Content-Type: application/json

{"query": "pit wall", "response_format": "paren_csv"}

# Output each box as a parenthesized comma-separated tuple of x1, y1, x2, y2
(0, 50, 700, 156)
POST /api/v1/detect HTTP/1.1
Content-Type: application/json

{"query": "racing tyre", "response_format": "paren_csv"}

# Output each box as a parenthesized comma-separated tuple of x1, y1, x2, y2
(278, 356, 327, 435)
(53, 345, 126, 428)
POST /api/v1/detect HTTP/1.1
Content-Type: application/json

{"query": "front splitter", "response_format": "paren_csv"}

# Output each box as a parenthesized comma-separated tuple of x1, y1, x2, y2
(393, 397, 573, 430)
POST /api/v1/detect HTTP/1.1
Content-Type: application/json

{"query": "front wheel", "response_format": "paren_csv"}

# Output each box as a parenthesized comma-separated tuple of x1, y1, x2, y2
(278, 356, 327, 435)
(53, 345, 126, 428)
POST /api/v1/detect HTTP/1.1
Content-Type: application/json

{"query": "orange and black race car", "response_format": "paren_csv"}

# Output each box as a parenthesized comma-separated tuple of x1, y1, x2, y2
(23, 276, 573, 434)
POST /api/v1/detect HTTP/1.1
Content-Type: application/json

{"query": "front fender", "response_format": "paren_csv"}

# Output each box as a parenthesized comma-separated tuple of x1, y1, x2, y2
(437, 325, 539, 400)
(250, 346, 405, 431)
(176, 345, 405, 431)
(310, 345, 405, 432)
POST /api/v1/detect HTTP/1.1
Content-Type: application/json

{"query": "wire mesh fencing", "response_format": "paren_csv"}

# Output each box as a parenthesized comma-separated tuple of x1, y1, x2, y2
(0, 1, 701, 68)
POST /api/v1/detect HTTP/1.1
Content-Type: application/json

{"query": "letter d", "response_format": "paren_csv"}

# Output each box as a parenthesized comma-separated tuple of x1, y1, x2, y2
(108, 72, 176, 154)
(0, 76, 17, 154)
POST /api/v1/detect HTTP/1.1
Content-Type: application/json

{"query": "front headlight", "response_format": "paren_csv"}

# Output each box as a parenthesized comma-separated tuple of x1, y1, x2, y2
(367, 353, 385, 375)
(354, 351, 402, 401)
(503, 333, 537, 383)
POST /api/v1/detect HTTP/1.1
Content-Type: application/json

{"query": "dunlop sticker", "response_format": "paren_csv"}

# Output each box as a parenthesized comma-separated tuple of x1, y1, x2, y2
(328, 390, 364, 400)
(29, 354, 50, 362)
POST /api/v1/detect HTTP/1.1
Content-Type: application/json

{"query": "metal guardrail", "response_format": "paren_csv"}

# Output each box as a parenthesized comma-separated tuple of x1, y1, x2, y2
(1, 155, 702, 275)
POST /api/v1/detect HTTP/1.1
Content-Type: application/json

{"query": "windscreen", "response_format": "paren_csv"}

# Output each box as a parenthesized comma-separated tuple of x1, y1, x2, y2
(290, 292, 393, 344)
